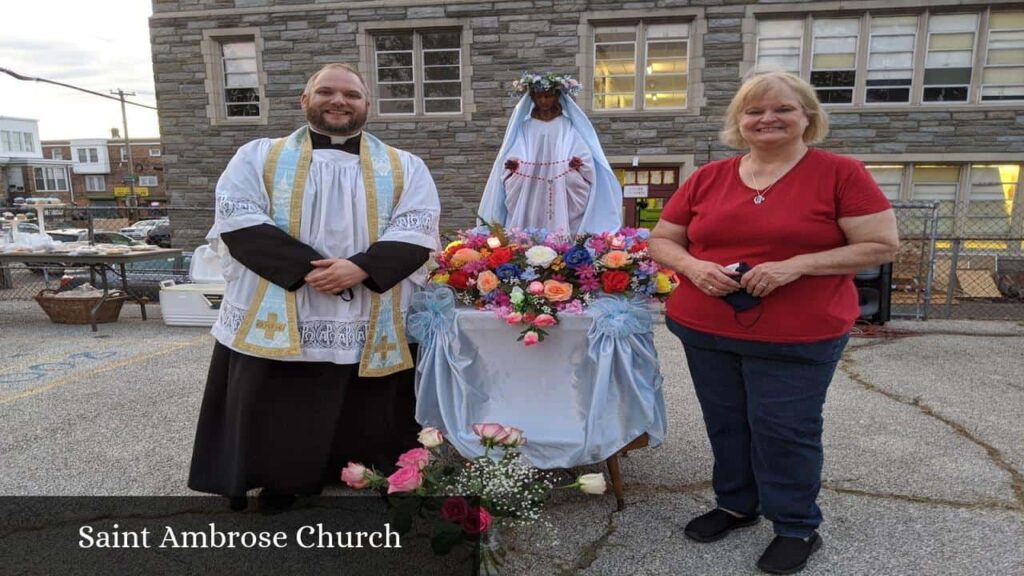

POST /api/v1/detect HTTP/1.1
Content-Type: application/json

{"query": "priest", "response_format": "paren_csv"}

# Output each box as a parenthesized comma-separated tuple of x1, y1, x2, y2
(188, 63, 441, 510)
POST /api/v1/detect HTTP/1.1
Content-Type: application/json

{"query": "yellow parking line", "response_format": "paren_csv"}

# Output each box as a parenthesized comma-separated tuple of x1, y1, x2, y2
(0, 335, 211, 405)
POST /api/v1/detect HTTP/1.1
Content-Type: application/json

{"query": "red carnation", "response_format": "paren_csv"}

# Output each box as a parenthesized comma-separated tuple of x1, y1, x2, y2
(488, 246, 514, 268)
(629, 241, 647, 253)
(601, 270, 630, 293)
(448, 271, 471, 290)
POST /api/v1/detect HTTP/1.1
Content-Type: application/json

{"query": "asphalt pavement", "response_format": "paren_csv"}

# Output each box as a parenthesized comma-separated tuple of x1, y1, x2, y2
(1, 301, 1022, 575)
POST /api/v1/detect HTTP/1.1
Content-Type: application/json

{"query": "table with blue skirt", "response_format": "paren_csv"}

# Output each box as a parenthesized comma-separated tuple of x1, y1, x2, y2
(408, 287, 667, 508)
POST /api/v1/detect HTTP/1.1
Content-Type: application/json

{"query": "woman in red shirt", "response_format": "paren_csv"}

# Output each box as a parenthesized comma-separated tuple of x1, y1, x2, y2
(650, 71, 898, 575)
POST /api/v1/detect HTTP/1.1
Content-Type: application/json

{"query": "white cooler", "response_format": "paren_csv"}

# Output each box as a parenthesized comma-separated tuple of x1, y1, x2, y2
(160, 245, 226, 327)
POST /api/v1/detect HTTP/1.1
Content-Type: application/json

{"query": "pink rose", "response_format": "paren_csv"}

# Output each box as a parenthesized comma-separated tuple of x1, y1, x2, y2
(527, 281, 545, 296)
(340, 462, 369, 489)
(504, 312, 523, 325)
(476, 270, 499, 294)
(532, 313, 557, 328)
(472, 423, 506, 441)
(461, 506, 493, 534)
(440, 497, 471, 523)
(499, 426, 526, 447)
(543, 280, 574, 302)
(386, 466, 423, 494)
(523, 331, 540, 346)
(396, 447, 431, 470)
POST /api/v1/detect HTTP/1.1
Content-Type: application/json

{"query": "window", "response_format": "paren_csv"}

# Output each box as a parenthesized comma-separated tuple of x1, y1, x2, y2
(756, 20, 802, 73)
(865, 166, 903, 201)
(139, 176, 159, 187)
(120, 147, 128, 162)
(753, 10, 1023, 106)
(85, 175, 106, 192)
(202, 29, 266, 125)
(148, 148, 162, 157)
(1, 130, 35, 153)
(51, 149, 63, 160)
(33, 167, 69, 191)
(811, 19, 859, 104)
(373, 29, 463, 115)
(924, 14, 978, 103)
(911, 166, 960, 235)
(76, 148, 99, 163)
(866, 16, 917, 104)
(982, 11, 1024, 102)
(966, 164, 1019, 236)
(222, 40, 260, 117)
(594, 22, 689, 111)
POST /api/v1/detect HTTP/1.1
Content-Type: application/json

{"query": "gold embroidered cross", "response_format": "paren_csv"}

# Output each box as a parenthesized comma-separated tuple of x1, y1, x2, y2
(373, 335, 398, 363)
(256, 313, 286, 340)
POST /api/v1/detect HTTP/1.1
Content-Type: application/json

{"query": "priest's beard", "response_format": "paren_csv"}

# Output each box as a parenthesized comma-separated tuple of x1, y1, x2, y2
(305, 105, 367, 136)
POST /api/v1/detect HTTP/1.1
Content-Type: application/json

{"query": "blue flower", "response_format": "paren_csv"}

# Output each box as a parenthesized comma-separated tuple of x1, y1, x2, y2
(563, 246, 593, 269)
(496, 263, 522, 281)
(636, 228, 651, 240)
(520, 266, 540, 281)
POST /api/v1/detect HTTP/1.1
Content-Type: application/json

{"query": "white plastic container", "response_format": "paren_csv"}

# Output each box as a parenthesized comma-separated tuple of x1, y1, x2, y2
(160, 245, 226, 327)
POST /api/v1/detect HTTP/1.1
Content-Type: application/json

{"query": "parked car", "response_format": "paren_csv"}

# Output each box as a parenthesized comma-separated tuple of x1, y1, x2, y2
(64, 251, 193, 301)
(16, 222, 40, 234)
(120, 218, 168, 241)
(146, 223, 172, 248)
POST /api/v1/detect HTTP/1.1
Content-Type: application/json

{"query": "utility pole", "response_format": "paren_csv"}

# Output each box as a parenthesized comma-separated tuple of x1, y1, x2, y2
(111, 88, 137, 219)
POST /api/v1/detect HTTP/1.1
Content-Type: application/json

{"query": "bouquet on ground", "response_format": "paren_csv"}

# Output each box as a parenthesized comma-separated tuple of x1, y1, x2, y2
(342, 424, 606, 573)
(429, 225, 678, 346)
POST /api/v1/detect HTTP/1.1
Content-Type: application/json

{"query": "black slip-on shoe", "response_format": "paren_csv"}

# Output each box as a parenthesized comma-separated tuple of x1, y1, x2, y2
(683, 508, 761, 543)
(228, 496, 248, 511)
(256, 489, 297, 515)
(757, 532, 823, 575)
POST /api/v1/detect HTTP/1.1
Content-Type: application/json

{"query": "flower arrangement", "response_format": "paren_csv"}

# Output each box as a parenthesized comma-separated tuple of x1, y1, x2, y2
(510, 71, 582, 99)
(342, 425, 606, 574)
(429, 225, 678, 345)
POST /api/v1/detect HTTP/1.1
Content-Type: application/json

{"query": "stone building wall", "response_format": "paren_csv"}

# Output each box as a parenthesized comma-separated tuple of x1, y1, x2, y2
(150, 0, 1024, 248)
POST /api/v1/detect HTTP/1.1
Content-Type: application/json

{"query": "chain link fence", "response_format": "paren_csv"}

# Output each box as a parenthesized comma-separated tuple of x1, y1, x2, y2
(891, 201, 1024, 321)
(0, 206, 206, 302)
(3, 202, 1023, 321)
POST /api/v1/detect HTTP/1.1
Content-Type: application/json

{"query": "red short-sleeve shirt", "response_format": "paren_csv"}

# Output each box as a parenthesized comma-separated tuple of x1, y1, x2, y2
(660, 148, 892, 342)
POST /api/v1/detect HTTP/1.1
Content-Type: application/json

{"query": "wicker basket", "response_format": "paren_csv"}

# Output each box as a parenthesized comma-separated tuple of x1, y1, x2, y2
(34, 289, 127, 325)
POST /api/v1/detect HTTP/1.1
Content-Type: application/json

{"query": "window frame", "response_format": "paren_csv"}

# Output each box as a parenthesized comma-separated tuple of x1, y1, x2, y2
(85, 175, 106, 192)
(201, 28, 268, 126)
(138, 175, 159, 187)
(591, 21, 692, 113)
(33, 167, 69, 192)
(148, 148, 162, 157)
(746, 5, 1024, 109)
(358, 19, 474, 121)
(580, 8, 706, 118)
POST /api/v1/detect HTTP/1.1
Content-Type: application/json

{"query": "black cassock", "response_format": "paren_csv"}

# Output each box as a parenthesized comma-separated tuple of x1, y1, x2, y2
(188, 140, 431, 497)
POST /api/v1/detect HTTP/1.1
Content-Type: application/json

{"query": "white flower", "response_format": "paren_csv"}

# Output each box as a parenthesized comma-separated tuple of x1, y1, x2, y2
(525, 246, 558, 268)
(577, 473, 606, 495)
(417, 427, 444, 448)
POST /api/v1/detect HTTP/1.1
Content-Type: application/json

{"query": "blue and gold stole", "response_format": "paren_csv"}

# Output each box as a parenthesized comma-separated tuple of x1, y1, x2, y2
(232, 126, 414, 377)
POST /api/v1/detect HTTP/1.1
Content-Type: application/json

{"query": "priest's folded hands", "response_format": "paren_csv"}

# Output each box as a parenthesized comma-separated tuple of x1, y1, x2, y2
(304, 258, 369, 294)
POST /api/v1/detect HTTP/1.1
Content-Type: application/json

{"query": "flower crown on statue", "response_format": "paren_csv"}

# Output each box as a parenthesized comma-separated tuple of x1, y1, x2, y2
(510, 71, 582, 98)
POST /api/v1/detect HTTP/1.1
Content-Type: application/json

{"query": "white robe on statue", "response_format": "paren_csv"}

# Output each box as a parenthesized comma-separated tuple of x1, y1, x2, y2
(207, 138, 441, 364)
(503, 116, 595, 234)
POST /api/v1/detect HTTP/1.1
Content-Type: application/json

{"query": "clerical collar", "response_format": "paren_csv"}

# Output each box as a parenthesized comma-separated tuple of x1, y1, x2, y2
(309, 129, 362, 154)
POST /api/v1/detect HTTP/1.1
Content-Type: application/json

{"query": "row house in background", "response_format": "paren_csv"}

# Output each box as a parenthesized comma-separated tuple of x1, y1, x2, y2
(149, 0, 1024, 249)
(0, 117, 73, 207)
(40, 137, 167, 209)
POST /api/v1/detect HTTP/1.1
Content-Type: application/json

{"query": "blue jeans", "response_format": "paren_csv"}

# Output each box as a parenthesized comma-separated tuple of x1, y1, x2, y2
(667, 318, 848, 538)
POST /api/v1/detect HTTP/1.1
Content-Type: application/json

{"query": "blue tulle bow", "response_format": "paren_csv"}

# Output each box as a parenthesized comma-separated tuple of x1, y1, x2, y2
(406, 286, 456, 344)
(588, 296, 653, 339)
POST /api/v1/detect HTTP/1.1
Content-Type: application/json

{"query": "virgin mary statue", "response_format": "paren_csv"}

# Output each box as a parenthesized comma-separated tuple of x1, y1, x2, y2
(477, 72, 622, 235)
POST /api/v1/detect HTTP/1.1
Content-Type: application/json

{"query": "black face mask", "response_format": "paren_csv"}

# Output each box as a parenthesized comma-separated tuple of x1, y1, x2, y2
(723, 262, 761, 313)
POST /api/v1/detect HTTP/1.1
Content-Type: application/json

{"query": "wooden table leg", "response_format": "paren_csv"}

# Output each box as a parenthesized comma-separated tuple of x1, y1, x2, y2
(604, 433, 651, 511)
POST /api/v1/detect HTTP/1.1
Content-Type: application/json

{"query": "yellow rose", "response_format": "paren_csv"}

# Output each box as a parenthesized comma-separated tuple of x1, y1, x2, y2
(601, 250, 631, 269)
(476, 270, 499, 294)
(444, 240, 463, 252)
(432, 273, 450, 285)
(450, 248, 482, 269)
(654, 272, 673, 294)
(543, 280, 574, 302)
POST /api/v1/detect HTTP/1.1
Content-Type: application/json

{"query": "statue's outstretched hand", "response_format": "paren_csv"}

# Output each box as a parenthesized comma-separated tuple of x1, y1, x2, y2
(569, 156, 583, 170)
(504, 158, 520, 172)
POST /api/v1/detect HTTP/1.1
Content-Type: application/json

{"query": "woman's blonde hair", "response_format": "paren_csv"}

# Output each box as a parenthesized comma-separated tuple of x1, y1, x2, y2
(719, 70, 829, 149)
